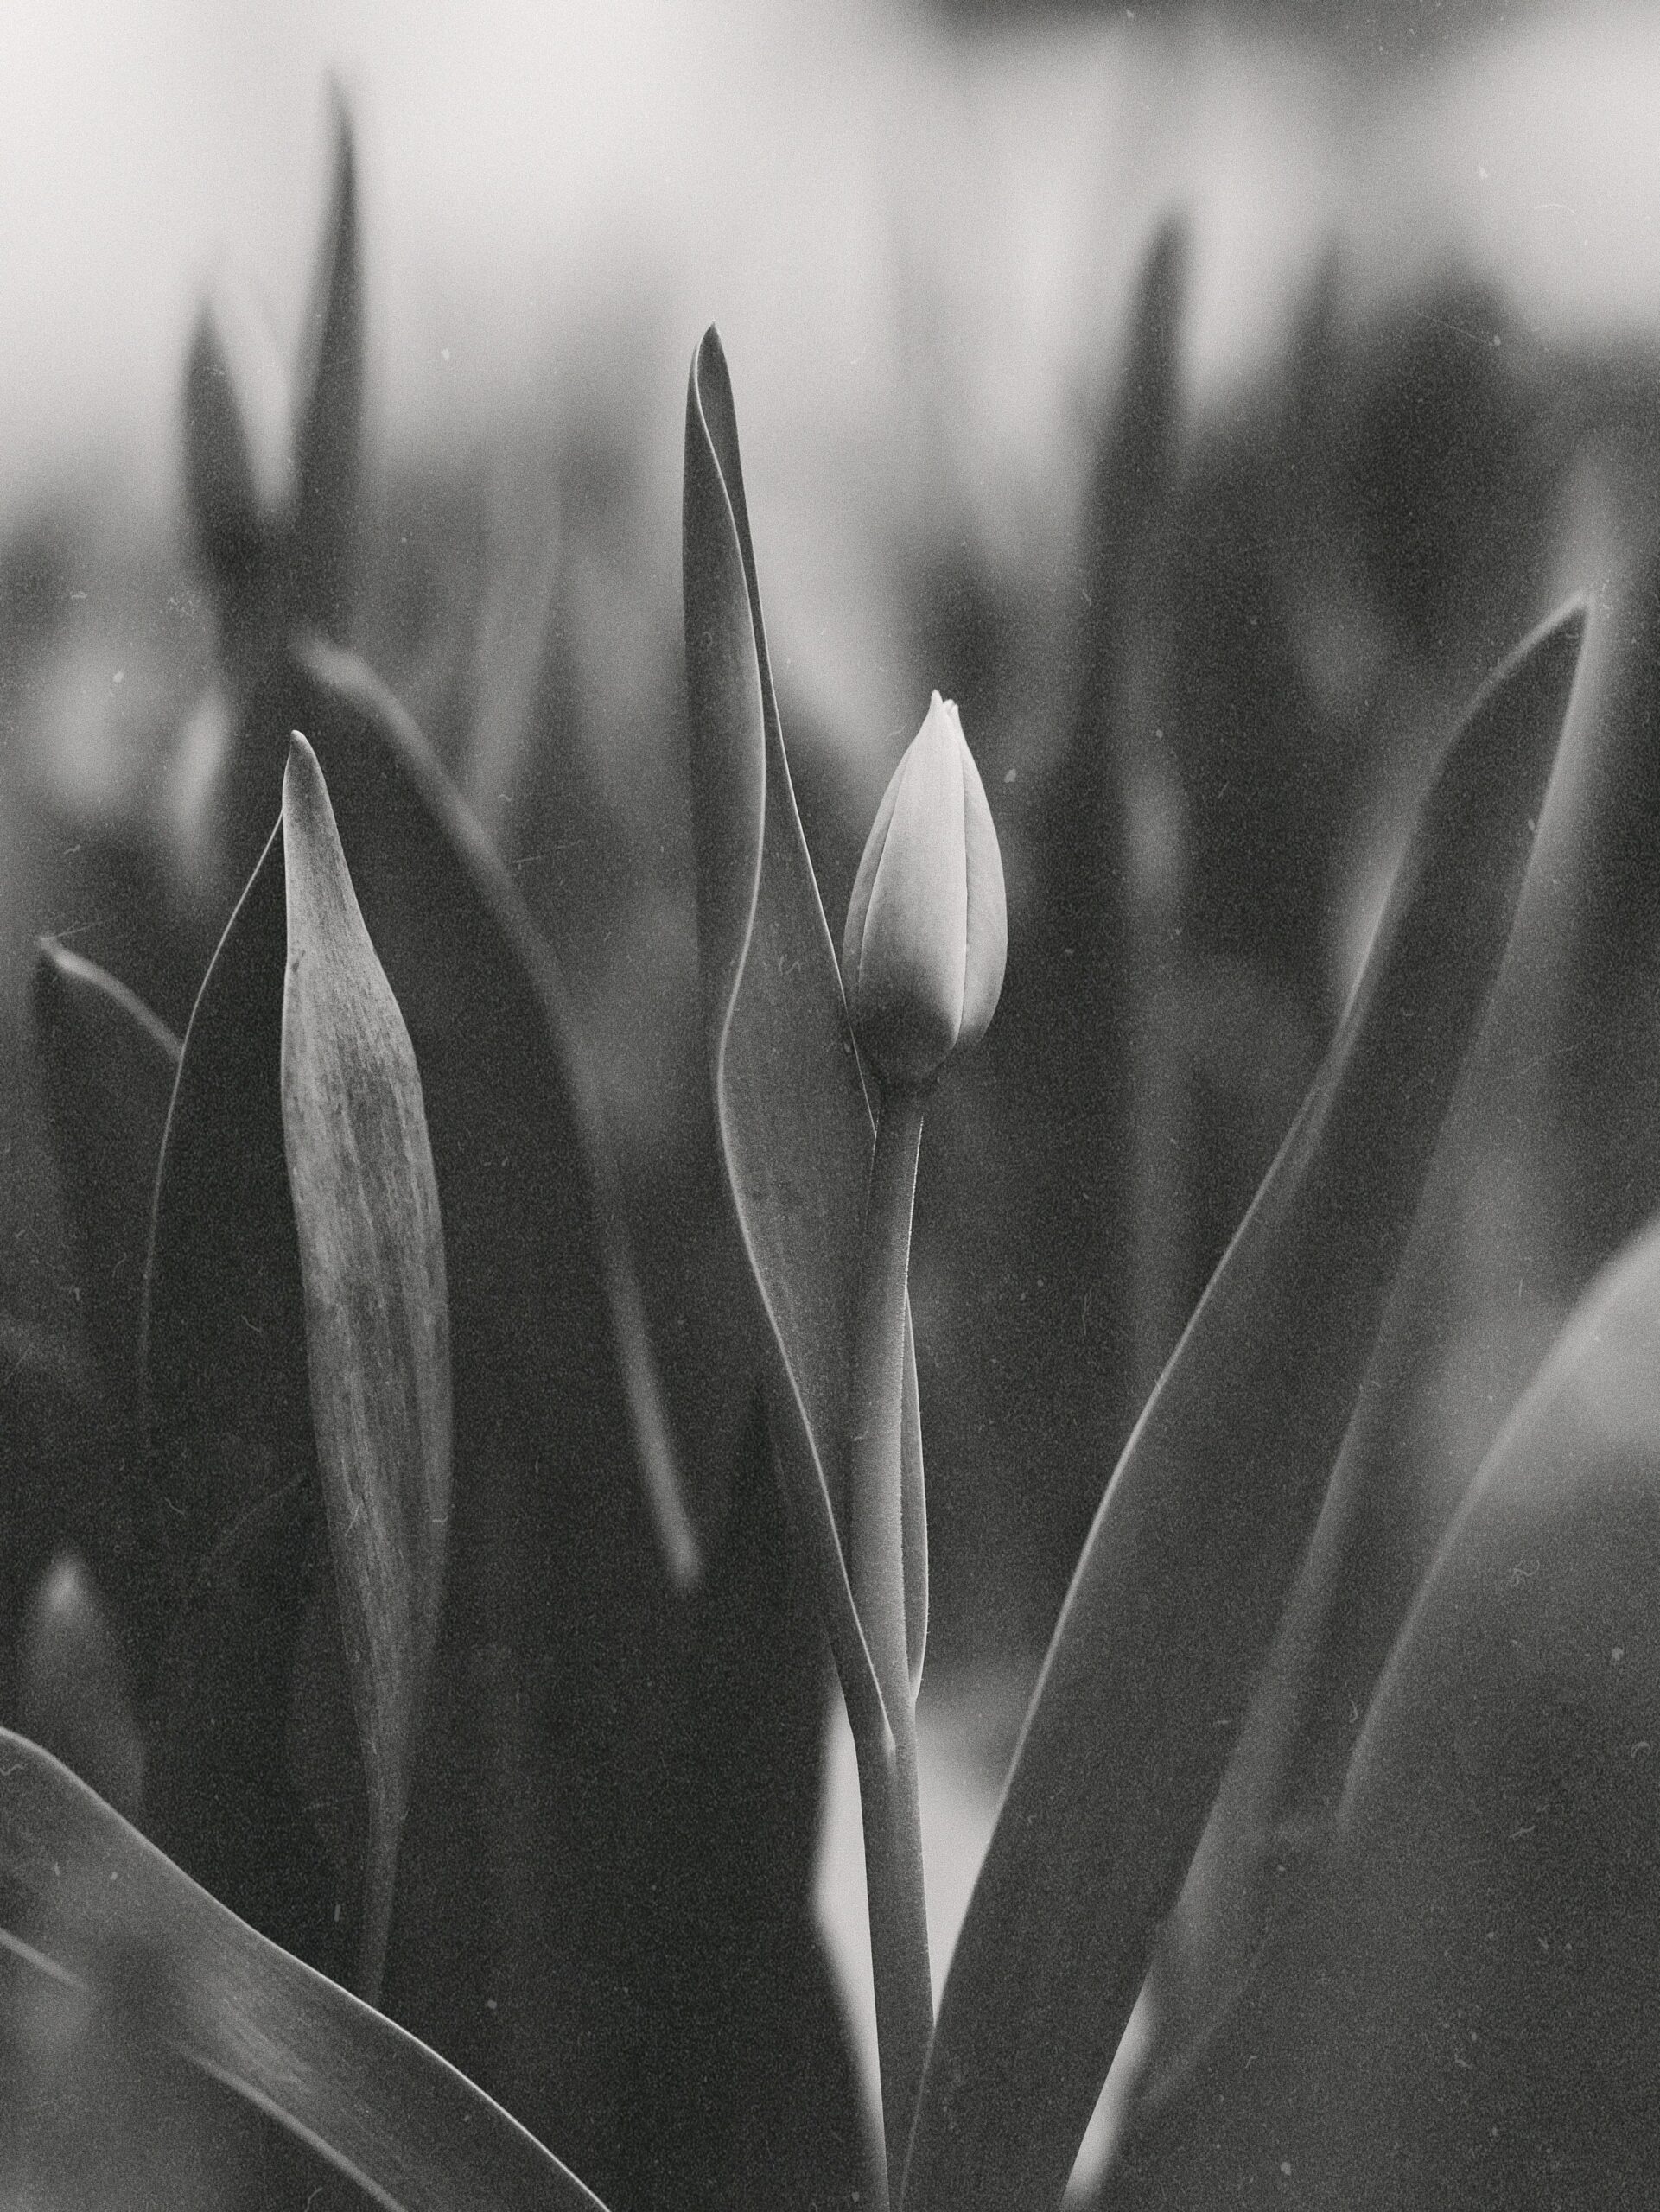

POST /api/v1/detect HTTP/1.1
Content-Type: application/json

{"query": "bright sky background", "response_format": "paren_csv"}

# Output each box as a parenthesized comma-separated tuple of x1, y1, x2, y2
(4, 0, 1660, 518)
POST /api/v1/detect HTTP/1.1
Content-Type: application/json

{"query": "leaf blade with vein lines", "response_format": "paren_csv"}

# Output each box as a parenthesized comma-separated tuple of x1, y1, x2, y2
(281, 731, 450, 2002)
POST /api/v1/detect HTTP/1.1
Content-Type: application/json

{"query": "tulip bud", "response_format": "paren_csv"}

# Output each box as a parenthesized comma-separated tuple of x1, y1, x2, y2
(843, 693, 1008, 1087)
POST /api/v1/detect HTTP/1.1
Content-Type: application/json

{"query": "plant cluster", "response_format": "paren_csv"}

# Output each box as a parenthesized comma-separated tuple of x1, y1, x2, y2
(4, 93, 1659, 2212)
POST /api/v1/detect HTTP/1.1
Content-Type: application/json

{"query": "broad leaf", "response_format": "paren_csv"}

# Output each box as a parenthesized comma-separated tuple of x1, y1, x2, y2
(31, 940, 181, 1421)
(1111, 1198, 1660, 2208)
(905, 607, 1586, 2212)
(0, 1730, 608, 2212)
(282, 733, 451, 1998)
(683, 324, 925, 1721)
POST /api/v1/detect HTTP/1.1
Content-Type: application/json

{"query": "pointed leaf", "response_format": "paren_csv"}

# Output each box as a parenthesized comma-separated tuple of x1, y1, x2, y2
(281, 731, 451, 1998)
(272, 644, 690, 2165)
(141, 832, 359, 1968)
(182, 303, 275, 640)
(32, 942, 180, 1421)
(0, 1730, 608, 2212)
(683, 326, 926, 1718)
(906, 607, 1587, 2212)
(143, 821, 313, 1556)
(285, 638, 690, 1586)
(289, 85, 363, 639)
(983, 218, 1189, 1652)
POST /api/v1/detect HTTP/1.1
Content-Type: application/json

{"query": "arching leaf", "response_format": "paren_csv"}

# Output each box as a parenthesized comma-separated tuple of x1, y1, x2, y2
(31, 941, 180, 1421)
(0, 1730, 609, 2212)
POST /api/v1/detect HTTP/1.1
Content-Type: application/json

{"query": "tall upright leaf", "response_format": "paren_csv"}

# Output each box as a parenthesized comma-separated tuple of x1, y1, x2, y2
(262, 647, 689, 2176)
(281, 733, 450, 1999)
(290, 84, 363, 641)
(181, 303, 275, 656)
(141, 823, 350, 1965)
(995, 218, 1190, 1636)
(683, 325, 926, 1726)
(143, 821, 310, 1558)
(168, 88, 365, 939)
(905, 607, 1585, 2212)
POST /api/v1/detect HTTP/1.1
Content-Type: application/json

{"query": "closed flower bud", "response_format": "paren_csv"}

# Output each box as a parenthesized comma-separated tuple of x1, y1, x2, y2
(843, 692, 1008, 1087)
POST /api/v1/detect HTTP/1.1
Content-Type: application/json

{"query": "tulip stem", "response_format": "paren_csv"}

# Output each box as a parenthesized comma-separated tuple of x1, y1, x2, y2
(849, 1079, 932, 2207)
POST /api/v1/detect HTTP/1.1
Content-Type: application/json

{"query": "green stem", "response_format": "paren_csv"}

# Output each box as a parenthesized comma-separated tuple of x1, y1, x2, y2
(849, 1083, 932, 2205)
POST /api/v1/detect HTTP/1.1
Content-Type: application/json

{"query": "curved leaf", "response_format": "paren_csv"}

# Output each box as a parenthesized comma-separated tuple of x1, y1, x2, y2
(0, 1729, 608, 2212)
(141, 831, 353, 1967)
(282, 732, 451, 1998)
(905, 605, 1587, 2212)
(289, 82, 363, 640)
(683, 325, 925, 1723)
(143, 820, 312, 1554)
(31, 940, 180, 1420)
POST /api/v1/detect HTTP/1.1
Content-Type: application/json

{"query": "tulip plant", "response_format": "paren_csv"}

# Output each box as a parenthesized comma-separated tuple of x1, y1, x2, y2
(5, 93, 1658, 2212)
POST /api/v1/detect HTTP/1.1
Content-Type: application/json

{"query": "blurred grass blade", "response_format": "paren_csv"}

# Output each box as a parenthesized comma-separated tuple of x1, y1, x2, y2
(32, 941, 180, 1420)
(182, 304, 274, 644)
(683, 325, 925, 1719)
(17, 1555, 144, 1821)
(905, 606, 1586, 2212)
(281, 732, 451, 2001)
(290, 85, 363, 640)
(1086, 217, 1190, 1408)
(0, 1730, 609, 2212)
